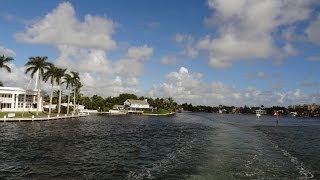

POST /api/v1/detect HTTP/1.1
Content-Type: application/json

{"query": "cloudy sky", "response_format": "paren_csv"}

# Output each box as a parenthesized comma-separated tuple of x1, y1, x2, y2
(0, 0, 320, 107)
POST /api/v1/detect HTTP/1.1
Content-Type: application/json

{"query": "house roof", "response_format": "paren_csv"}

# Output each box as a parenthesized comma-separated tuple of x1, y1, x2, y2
(0, 87, 25, 92)
(125, 99, 149, 105)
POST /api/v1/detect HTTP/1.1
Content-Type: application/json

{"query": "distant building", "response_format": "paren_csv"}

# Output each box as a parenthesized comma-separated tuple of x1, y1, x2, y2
(113, 105, 125, 110)
(288, 103, 320, 112)
(124, 99, 150, 112)
(0, 87, 42, 112)
(255, 109, 267, 115)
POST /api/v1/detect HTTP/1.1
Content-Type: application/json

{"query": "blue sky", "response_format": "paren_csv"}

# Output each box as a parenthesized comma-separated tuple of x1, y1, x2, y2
(0, 0, 320, 106)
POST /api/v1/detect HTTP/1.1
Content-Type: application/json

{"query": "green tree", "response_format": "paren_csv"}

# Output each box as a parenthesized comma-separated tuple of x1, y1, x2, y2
(63, 73, 73, 114)
(55, 67, 66, 114)
(43, 64, 59, 115)
(71, 71, 80, 113)
(0, 55, 13, 72)
(0, 55, 14, 86)
(25, 56, 51, 115)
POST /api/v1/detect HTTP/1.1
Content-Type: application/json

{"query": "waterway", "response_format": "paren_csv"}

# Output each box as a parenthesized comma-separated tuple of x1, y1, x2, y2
(0, 113, 319, 179)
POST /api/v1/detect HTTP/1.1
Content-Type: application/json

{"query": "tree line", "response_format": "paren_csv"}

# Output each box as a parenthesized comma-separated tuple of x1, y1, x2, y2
(77, 93, 179, 112)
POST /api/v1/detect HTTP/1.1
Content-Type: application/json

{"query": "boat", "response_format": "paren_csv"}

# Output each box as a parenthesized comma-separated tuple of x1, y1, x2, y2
(290, 112, 298, 117)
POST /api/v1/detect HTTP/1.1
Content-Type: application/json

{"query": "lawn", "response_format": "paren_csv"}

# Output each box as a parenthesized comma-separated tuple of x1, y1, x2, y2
(0, 111, 63, 118)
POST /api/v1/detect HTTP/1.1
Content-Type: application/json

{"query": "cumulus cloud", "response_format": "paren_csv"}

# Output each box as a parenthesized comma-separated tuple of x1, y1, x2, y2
(306, 15, 320, 45)
(0, 46, 16, 57)
(114, 45, 153, 77)
(195, 0, 315, 68)
(149, 67, 319, 106)
(0, 63, 29, 87)
(80, 73, 139, 97)
(13, 2, 153, 98)
(160, 56, 177, 65)
(15, 2, 116, 50)
(55, 45, 113, 75)
(14, 1, 117, 85)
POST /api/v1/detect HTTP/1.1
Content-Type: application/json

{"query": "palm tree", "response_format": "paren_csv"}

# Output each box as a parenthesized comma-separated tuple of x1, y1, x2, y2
(55, 68, 66, 114)
(75, 81, 83, 112)
(63, 73, 73, 114)
(71, 71, 80, 113)
(0, 55, 13, 72)
(43, 64, 59, 115)
(25, 56, 51, 115)
(0, 55, 14, 86)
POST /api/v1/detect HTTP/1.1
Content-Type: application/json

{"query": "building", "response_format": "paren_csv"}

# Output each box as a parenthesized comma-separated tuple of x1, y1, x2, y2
(0, 87, 42, 112)
(112, 105, 125, 110)
(124, 99, 150, 112)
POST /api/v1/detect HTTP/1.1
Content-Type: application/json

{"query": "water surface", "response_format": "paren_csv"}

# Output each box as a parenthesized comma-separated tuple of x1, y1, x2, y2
(0, 113, 319, 179)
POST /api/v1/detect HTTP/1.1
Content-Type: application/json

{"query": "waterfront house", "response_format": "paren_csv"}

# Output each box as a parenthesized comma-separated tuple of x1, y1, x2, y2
(124, 99, 150, 113)
(0, 87, 42, 112)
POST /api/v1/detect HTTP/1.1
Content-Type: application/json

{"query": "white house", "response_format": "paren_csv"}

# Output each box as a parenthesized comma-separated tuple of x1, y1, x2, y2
(0, 87, 42, 112)
(124, 99, 150, 112)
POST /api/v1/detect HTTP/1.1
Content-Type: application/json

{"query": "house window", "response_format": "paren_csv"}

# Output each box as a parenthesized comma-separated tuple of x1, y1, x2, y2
(25, 103, 31, 108)
(1, 103, 11, 109)
(26, 95, 33, 102)
(18, 95, 25, 102)
(18, 103, 24, 108)
(1, 94, 12, 98)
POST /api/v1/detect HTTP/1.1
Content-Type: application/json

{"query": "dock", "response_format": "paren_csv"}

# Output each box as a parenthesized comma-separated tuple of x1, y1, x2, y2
(0, 114, 88, 122)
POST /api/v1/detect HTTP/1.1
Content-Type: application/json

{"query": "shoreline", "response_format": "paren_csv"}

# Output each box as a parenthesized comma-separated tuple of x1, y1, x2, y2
(0, 114, 87, 122)
(142, 112, 176, 116)
(93, 111, 176, 116)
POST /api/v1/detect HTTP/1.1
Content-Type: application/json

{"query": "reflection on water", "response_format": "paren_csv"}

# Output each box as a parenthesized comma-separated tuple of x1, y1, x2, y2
(0, 113, 319, 179)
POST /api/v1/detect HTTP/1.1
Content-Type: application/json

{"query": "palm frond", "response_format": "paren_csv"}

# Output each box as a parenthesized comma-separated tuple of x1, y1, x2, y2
(3, 65, 11, 73)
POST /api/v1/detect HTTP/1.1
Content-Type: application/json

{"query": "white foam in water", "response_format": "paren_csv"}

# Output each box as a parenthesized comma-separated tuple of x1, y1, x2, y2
(127, 138, 197, 180)
(279, 148, 314, 179)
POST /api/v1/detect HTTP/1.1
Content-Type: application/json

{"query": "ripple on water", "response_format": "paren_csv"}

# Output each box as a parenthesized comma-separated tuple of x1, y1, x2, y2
(0, 113, 319, 179)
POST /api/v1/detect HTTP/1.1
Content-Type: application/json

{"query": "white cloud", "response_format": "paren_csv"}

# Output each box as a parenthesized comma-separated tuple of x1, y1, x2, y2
(114, 45, 153, 77)
(0, 46, 16, 57)
(160, 56, 177, 65)
(55, 45, 113, 75)
(196, 0, 315, 68)
(149, 67, 319, 106)
(306, 15, 320, 45)
(80, 73, 139, 97)
(15, 2, 116, 50)
(0, 63, 29, 87)
(126, 45, 153, 60)
(13, 2, 153, 99)
(175, 33, 198, 58)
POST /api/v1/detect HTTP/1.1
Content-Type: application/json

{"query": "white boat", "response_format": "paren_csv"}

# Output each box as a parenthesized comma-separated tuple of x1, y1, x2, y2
(256, 113, 261, 118)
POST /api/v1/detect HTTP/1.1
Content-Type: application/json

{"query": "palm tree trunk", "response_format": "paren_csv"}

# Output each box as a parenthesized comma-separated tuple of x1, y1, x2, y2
(67, 87, 71, 114)
(36, 70, 41, 116)
(58, 82, 62, 114)
(73, 88, 76, 114)
(49, 83, 54, 115)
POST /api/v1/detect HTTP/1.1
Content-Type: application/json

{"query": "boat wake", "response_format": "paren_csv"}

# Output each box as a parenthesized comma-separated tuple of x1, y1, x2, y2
(274, 144, 314, 179)
(127, 137, 197, 180)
